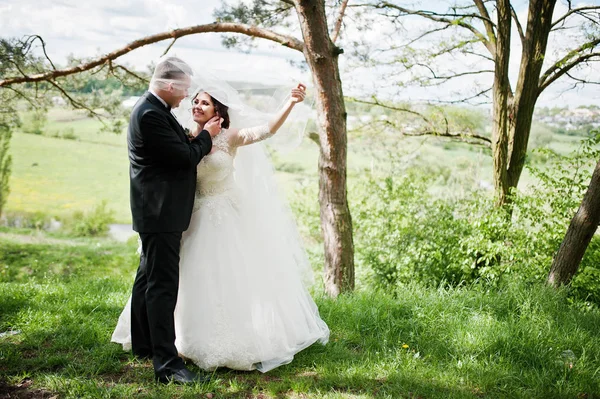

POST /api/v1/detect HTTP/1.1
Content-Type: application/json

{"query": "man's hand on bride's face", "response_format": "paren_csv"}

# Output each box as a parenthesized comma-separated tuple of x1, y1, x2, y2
(204, 116, 224, 138)
(290, 84, 307, 104)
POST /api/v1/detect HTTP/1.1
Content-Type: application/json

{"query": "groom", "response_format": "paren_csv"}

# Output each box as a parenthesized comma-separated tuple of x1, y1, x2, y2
(127, 56, 221, 384)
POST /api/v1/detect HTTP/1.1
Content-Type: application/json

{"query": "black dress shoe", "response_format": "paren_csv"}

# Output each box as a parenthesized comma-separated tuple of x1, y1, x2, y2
(156, 367, 211, 385)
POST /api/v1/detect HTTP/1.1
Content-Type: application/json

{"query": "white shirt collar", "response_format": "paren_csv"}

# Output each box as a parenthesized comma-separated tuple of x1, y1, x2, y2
(149, 89, 169, 109)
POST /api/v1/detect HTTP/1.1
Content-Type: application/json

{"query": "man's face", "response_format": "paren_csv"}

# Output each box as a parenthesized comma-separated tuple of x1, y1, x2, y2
(170, 75, 191, 108)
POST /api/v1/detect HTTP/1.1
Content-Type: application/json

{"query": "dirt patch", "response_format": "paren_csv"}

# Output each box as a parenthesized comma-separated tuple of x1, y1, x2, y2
(0, 378, 57, 399)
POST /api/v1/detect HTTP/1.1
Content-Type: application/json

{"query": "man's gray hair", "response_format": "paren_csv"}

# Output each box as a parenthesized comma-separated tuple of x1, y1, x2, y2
(150, 56, 193, 90)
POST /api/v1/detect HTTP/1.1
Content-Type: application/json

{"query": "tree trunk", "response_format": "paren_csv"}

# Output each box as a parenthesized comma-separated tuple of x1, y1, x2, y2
(0, 123, 12, 217)
(294, 0, 355, 296)
(491, 0, 512, 206)
(548, 158, 600, 286)
(495, 0, 556, 204)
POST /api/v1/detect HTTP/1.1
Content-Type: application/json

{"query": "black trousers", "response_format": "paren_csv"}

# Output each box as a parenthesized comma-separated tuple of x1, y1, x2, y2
(131, 232, 185, 375)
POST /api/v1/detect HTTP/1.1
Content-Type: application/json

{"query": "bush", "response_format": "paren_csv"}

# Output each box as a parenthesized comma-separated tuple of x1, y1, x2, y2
(348, 131, 600, 303)
(1, 211, 53, 230)
(21, 110, 47, 135)
(61, 127, 77, 140)
(66, 201, 115, 237)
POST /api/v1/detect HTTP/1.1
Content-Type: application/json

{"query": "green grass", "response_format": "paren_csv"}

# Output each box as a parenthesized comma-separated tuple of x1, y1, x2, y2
(6, 108, 586, 226)
(1, 230, 600, 398)
(8, 108, 131, 223)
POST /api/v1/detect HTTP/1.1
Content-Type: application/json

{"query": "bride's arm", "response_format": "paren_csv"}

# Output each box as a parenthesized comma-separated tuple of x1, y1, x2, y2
(231, 84, 306, 147)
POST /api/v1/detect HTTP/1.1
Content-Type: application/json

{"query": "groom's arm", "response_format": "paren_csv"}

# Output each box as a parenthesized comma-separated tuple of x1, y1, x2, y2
(141, 110, 212, 168)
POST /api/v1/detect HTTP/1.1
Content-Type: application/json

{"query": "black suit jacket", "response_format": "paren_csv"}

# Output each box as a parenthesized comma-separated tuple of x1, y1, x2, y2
(128, 92, 212, 233)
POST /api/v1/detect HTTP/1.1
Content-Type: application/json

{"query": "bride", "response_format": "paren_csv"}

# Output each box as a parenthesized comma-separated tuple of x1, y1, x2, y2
(112, 72, 329, 373)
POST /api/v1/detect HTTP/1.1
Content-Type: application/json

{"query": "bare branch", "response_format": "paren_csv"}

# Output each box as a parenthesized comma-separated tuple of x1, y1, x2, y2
(6, 58, 29, 77)
(1, 23, 304, 87)
(25, 35, 57, 70)
(565, 71, 600, 86)
(46, 80, 104, 122)
(423, 87, 493, 105)
(162, 38, 178, 56)
(510, 4, 525, 44)
(473, 0, 497, 46)
(552, 6, 600, 28)
(416, 64, 494, 82)
(402, 25, 452, 47)
(4, 86, 38, 108)
(354, 1, 495, 55)
(402, 128, 491, 147)
(331, 0, 350, 44)
(539, 39, 600, 93)
(379, 119, 491, 147)
(349, 97, 491, 147)
(348, 97, 432, 124)
(113, 64, 150, 84)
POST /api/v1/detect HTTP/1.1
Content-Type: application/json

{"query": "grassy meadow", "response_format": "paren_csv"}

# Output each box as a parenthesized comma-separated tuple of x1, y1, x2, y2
(5, 106, 499, 223)
(1, 231, 600, 398)
(2, 106, 599, 398)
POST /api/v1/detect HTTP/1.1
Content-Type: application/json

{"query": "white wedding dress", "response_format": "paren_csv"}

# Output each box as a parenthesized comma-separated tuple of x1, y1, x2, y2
(112, 126, 329, 372)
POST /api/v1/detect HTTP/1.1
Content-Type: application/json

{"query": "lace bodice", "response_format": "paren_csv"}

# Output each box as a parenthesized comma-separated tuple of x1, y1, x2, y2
(193, 125, 272, 211)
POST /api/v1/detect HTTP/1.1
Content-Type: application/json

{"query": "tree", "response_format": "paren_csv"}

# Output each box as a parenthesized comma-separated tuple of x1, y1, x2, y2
(547, 156, 600, 286)
(0, 123, 11, 217)
(355, 0, 600, 205)
(0, 0, 355, 296)
(0, 37, 47, 217)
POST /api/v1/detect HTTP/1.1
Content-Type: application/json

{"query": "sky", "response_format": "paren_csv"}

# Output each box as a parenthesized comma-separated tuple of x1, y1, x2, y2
(1, 0, 599, 107)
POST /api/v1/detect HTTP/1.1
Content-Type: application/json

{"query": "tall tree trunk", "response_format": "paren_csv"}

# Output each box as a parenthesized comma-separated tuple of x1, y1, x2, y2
(491, 0, 512, 206)
(548, 158, 600, 286)
(0, 123, 12, 217)
(294, 0, 355, 296)
(497, 0, 556, 203)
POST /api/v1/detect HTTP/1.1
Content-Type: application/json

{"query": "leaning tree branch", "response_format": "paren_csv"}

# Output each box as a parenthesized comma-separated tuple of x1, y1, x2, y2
(0, 23, 304, 87)
(331, 0, 350, 44)
(539, 39, 600, 93)
(472, 0, 497, 46)
(26, 34, 57, 71)
(4, 86, 38, 108)
(162, 38, 178, 56)
(403, 128, 491, 147)
(113, 64, 150, 84)
(381, 120, 491, 147)
(423, 87, 493, 105)
(565, 71, 600, 86)
(510, 4, 525, 44)
(416, 64, 494, 82)
(349, 97, 491, 147)
(348, 97, 432, 124)
(46, 79, 104, 122)
(360, 1, 495, 54)
(552, 6, 600, 28)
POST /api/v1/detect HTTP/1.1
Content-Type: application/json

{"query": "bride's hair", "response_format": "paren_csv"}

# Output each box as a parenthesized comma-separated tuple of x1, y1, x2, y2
(211, 95, 230, 129)
(192, 91, 230, 129)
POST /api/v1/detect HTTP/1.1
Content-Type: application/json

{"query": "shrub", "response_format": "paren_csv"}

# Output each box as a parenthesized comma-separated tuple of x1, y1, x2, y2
(349, 131, 600, 303)
(0, 211, 50, 230)
(21, 110, 47, 135)
(61, 127, 77, 140)
(67, 201, 115, 237)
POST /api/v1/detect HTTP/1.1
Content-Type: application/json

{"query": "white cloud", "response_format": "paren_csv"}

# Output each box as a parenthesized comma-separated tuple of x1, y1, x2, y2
(1, 0, 598, 106)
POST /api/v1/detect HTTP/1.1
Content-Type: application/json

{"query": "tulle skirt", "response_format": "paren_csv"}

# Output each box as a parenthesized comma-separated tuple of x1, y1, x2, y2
(112, 189, 329, 372)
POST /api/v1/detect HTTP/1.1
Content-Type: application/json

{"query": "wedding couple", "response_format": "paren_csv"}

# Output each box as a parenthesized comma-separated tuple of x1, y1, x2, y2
(111, 56, 329, 384)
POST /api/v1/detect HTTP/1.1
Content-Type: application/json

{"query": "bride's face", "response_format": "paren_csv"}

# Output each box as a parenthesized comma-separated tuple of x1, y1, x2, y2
(192, 92, 217, 125)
